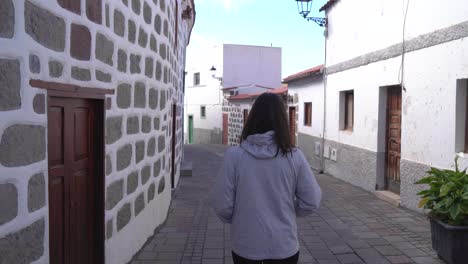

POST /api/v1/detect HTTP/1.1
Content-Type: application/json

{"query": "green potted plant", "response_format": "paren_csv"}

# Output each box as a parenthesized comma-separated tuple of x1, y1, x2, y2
(415, 153, 468, 264)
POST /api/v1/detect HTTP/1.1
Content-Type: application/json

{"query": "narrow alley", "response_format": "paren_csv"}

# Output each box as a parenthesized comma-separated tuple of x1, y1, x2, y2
(131, 145, 443, 264)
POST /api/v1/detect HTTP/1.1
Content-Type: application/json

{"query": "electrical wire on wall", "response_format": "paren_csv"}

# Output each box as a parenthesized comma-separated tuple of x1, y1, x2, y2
(398, 0, 410, 92)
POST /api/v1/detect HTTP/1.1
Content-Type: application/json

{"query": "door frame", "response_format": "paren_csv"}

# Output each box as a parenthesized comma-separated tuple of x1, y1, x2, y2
(384, 86, 402, 194)
(188, 115, 194, 144)
(171, 103, 177, 189)
(32, 80, 107, 264)
(289, 107, 296, 145)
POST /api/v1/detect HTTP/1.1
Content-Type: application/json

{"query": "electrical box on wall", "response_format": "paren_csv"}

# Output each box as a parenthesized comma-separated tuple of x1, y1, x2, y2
(314, 142, 321, 156)
(323, 145, 330, 159)
(330, 148, 338, 161)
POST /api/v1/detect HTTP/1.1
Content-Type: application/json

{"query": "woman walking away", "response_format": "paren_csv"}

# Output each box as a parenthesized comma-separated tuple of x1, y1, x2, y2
(214, 93, 322, 264)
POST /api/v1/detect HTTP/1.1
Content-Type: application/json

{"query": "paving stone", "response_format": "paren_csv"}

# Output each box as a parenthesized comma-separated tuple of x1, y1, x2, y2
(0, 218, 44, 263)
(0, 59, 21, 111)
(117, 144, 132, 171)
(117, 203, 131, 231)
(335, 253, 364, 264)
(385, 255, 413, 264)
(49, 60, 63, 77)
(135, 192, 145, 216)
(0, 124, 45, 167)
(28, 173, 45, 212)
(106, 179, 124, 210)
(106, 116, 123, 144)
(96, 32, 114, 65)
(127, 171, 139, 195)
(71, 66, 91, 81)
(25, 1, 65, 51)
(70, 23, 91, 60)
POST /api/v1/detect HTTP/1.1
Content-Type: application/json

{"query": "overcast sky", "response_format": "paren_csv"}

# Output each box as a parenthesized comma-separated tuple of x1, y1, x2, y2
(186, 0, 328, 78)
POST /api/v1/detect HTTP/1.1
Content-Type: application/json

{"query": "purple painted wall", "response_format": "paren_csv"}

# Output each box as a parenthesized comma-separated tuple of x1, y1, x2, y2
(223, 44, 282, 88)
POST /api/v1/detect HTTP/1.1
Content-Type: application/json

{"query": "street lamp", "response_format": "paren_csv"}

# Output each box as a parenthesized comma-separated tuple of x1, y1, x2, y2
(210, 66, 223, 82)
(295, 0, 327, 27)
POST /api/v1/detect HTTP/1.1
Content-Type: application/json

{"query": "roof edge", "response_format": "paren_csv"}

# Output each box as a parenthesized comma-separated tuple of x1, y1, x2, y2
(319, 0, 339, 12)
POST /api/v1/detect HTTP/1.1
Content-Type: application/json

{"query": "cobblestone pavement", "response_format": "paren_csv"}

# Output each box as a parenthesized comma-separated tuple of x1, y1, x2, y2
(131, 144, 443, 264)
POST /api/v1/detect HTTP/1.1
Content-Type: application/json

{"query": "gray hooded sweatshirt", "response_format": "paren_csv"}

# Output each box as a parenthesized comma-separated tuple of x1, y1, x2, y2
(214, 131, 322, 260)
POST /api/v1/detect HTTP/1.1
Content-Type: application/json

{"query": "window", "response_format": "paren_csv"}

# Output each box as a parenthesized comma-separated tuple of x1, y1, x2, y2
(193, 72, 200, 86)
(200, 106, 206, 118)
(340, 90, 354, 131)
(456, 79, 468, 153)
(304, 102, 312, 126)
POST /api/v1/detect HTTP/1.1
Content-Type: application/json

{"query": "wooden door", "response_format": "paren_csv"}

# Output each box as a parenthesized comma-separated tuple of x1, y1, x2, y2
(222, 113, 228, 145)
(243, 109, 249, 125)
(188, 115, 193, 144)
(289, 107, 296, 145)
(385, 86, 402, 194)
(48, 96, 103, 264)
(171, 104, 177, 189)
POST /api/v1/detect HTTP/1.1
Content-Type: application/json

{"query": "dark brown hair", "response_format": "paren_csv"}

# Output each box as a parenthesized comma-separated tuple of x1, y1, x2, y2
(241, 93, 294, 156)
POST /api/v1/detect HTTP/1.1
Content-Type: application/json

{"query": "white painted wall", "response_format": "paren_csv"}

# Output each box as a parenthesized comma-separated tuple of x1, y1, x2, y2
(223, 44, 282, 88)
(288, 77, 324, 138)
(326, 0, 468, 66)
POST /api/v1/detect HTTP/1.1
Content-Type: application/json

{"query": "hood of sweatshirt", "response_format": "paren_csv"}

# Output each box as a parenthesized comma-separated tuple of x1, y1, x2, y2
(240, 131, 278, 159)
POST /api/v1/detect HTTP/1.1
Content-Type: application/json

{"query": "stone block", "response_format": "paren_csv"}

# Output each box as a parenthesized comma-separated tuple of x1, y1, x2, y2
(147, 183, 155, 202)
(117, 83, 131, 109)
(127, 171, 139, 195)
(155, 60, 162, 81)
(29, 54, 40, 73)
(126, 116, 140, 135)
(49, 60, 63, 78)
(25, 1, 65, 51)
(0, 59, 21, 111)
(135, 140, 145, 164)
(158, 176, 165, 194)
(145, 57, 154, 78)
(154, 14, 161, 34)
(0, 125, 45, 167)
(33, 93, 45, 114)
(128, 20, 136, 43)
(0, 183, 17, 224)
(134, 192, 145, 216)
(122, 0, 128, 6)
(142, 116, 151, 133)
(96, 33, 114, 66)
(157, 135, 165, 153)
(117, 144, 132, 171)
(117, 203, 131, 231)
(153, 159, 161, 177)
(159, 89, 166, 110)
(106, 179, 123, 210)
(118, 49, 127, 72)
(71, 66, 91, 81)
(106, 116, 122, 144)
(130, 54, 141, 74)
(141, 165, 151, 185)
(106, 154, 112, 175)
(58, 0, 81, 14)
(70, 24, 91, 60)
(0, 0, 14, 38)
(159, 0, 165, 11)
(138, 27, 148, 47)
(105, 4, 110, 27)
(96, 70, 111, 83)
(163, 19, 168, 37)
(150, 35, 157, 53)
(159, 43, 166, 59)
(86, 0, 102, 24)
(148, 88, 158, 109)
(143, 2, 152, 24)
(153, 117, 160, 130)
(163, 66, 168, 84)
(0, 218, 44, 263)
(28, 173, 45, 212)
(134, 82, 146, 108)
(114, 9, 125, 37)
(147, 137, 155, 157)
(106, 219, 113, 240)
(132, 0, 141, 14)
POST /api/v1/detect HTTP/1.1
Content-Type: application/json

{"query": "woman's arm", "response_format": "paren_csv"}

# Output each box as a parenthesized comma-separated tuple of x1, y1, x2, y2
(213, 148, 237, 223)
(294, 150, 322, 217)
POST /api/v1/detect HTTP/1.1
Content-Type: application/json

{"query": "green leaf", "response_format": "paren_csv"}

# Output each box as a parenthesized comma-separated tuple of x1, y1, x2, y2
(449, 204, 461, 220)
(415, 177, 435, 185)
(445, 197, 454, 207)
(440, 183, 453, 196)
(418, 198, 429, 208)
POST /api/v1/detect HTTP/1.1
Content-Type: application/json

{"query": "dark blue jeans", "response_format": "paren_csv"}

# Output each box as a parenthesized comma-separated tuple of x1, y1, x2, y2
(232, 251, 299, 264)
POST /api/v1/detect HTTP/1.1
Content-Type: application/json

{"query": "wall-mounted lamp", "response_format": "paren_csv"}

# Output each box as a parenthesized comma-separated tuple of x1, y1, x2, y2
(210, 66, 223, 82)
(295, 0, 327, 27)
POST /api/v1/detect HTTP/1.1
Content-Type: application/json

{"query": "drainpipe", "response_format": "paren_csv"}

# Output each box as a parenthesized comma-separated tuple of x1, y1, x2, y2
(320, 17, 328, 174)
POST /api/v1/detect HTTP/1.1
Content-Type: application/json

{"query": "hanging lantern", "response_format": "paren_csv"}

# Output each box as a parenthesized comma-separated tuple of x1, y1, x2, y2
(296, 0, 313, 18)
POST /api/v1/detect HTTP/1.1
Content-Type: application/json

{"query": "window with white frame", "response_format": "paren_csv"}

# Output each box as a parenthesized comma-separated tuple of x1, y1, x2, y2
(193, 72, 200, 86)
(340, 90, 354, 131)
(200, 106, 206, 118)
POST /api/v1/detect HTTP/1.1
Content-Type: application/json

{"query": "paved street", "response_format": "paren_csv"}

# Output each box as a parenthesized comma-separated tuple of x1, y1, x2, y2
(131, 144, 443, 264)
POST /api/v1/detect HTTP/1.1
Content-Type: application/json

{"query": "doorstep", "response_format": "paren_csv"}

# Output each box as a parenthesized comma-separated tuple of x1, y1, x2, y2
(374, 191, 401, 207)
(180, 160, 192, 177)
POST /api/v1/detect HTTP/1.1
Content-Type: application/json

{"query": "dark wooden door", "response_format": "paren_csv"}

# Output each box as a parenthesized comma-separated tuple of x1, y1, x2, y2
(289, 107, 296, 144)
(243, 109, 249, 125)
(171, 104, 177, 189)
(385, 86, 402, 194)
(222, 113, 228, 145)
(48, 96, 103, 264)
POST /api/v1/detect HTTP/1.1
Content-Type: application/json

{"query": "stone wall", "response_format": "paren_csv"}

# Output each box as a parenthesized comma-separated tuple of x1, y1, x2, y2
(0, 0, 194, 263)
(223, 105, 244, 146)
